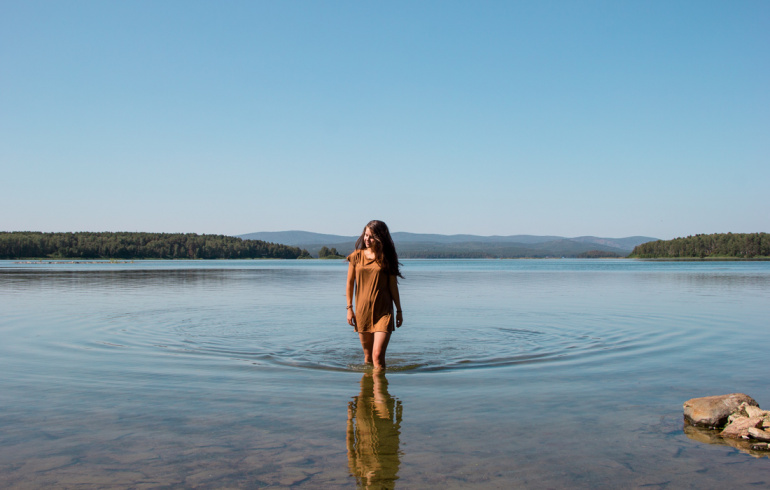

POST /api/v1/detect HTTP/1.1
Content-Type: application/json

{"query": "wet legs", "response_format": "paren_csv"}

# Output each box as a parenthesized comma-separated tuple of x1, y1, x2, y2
(358, 331, 392, 370)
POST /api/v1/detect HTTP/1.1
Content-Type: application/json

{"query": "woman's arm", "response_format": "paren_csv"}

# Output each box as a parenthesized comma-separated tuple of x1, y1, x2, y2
(389, 275, 403, 327)
(346, 261, 356, 327)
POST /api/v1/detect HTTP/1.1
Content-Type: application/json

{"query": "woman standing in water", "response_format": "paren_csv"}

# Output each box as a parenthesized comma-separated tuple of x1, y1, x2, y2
(346, 220, 404, 371)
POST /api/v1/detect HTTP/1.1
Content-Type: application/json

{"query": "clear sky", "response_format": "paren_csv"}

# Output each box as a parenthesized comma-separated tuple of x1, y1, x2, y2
(1, 1, 767, 240)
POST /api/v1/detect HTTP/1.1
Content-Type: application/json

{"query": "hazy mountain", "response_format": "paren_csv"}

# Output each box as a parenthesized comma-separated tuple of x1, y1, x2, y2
(238, 231, 659, 258)
(568, 236, 660, 251)
(239, 230, 353, 246)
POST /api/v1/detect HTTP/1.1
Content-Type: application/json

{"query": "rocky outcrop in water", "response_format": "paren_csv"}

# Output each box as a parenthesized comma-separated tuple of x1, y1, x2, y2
(683, 393, 770, 457)
(683, 393, 759, 427)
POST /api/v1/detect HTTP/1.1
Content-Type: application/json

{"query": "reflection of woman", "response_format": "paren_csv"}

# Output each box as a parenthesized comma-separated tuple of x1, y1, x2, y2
(346, 220, 404, 371)
(347, 373, 402, 489)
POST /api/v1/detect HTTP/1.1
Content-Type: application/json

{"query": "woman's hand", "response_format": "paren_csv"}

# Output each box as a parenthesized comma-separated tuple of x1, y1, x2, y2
(347, 308, 356, 328)
(396, 310, 403, 328)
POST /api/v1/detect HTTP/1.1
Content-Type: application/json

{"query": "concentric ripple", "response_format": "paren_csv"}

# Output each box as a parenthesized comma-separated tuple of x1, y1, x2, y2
(62, 302, 702, 374)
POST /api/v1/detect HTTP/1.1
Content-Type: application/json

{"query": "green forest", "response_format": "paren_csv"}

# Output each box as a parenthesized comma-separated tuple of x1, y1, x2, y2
(0, 232, 311, 260)
(628, 233, 769, 259)
(317, 246, 344, 259)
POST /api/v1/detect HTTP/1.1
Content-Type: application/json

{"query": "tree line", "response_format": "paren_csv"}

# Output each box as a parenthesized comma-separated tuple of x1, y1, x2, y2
(577, 250, 623, 258)
(0, 232, 311, 260)
(317, 246, 344, 258)
(629, 233, 769, 259)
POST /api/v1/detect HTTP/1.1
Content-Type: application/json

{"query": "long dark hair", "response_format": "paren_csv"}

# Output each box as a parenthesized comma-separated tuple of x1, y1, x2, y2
(355, 220, 403, 279)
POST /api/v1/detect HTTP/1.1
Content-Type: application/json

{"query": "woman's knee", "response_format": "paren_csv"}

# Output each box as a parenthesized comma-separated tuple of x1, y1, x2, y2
(372, 344, 388, 361)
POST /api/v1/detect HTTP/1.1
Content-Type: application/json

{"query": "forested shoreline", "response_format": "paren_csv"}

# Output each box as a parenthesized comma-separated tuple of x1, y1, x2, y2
(629, 233, 769, 259)
(0, 232, 311, 260)
(3, 231, 767, 260)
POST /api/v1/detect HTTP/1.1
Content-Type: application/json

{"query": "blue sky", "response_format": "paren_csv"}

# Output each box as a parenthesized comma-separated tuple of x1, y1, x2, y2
(1, 1, 767, 239)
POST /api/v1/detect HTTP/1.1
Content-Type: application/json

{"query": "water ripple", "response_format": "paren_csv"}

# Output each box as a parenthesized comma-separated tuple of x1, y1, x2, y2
(55, 306, 706, 374)
(2, 263, 761, 378)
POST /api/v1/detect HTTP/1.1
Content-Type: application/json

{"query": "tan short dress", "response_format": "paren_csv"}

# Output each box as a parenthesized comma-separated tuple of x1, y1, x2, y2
(347, 250, 395, 333)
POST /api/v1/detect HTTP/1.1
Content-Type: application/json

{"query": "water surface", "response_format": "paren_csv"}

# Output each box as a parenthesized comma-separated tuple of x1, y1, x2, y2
(1, 259, 768, 488)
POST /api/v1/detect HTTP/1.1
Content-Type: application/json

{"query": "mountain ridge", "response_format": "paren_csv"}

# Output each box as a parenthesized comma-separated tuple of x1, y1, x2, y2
(238, 231, 658, 258)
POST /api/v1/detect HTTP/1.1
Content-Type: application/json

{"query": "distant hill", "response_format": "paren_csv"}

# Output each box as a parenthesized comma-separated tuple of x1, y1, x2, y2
(239, 231, 658, 258)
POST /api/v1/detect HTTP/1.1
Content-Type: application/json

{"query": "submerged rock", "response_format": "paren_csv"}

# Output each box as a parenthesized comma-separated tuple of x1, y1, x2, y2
(683, 393, 759, 428)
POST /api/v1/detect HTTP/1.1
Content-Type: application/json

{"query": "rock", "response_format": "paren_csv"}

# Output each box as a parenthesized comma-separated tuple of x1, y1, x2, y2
(728, 412, 744, 424)
(748, 427, 770, 442)
(721, 417, 763, 439)
(683, 393, 759, 428)
(742, 403, 766, 419)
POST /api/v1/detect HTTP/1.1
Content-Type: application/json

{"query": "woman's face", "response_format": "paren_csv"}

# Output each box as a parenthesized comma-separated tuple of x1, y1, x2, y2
(364, 227, 376, 249)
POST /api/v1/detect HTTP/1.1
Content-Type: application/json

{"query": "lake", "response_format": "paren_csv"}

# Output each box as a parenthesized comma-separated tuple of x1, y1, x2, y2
(1, 259, 768, 488)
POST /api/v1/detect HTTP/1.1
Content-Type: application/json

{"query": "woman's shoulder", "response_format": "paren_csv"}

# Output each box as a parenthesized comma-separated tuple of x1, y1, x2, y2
(346, 249, 363, 263)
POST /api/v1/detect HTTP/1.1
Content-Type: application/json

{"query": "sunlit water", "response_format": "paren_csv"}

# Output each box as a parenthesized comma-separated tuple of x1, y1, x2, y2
(1, 259, 768, 488)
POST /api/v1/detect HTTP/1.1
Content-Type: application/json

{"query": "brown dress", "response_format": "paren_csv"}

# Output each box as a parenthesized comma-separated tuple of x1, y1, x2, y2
(347, 250, 395, 333)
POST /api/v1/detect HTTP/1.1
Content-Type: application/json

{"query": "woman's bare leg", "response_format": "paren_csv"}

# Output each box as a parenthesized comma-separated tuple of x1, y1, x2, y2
(371, 331, 391, 370)
(358, 333, 374, 364)
(359, 331, 392, 369)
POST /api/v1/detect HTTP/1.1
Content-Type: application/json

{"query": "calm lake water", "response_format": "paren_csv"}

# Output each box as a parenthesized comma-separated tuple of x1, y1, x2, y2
(1, 259, 768, 488)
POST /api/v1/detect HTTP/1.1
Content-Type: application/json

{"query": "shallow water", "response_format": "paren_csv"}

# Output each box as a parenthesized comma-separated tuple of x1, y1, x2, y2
(1, 259, 768, 488)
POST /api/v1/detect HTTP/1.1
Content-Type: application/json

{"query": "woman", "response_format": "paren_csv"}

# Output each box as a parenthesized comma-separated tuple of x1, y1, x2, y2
(346, 220, 404, 371)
